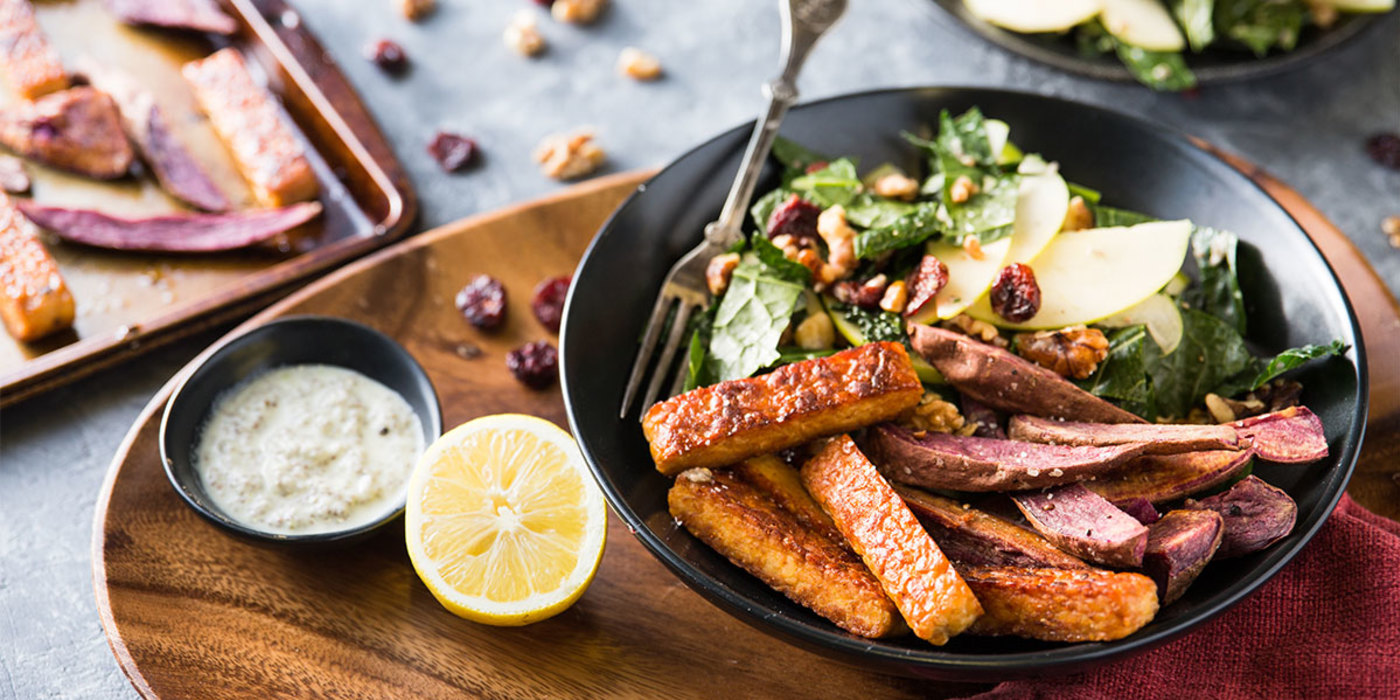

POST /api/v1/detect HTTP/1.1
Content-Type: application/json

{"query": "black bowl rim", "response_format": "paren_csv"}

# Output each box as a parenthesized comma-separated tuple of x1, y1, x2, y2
(926, 0, 1386, 86)
(561, 85, 1369, 675)
(159, 314, 444, 545)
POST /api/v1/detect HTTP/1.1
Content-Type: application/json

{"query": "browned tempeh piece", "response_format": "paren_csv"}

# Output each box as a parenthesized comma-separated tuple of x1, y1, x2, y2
(0, 87, 133, 179)
(731, 455, 846, 548)
(668, 467, 906, 639)
(1008, 414, 1239, 455)
(802, 436, 982, 645)
(908, 324, 1146, 424)
(182, 49, 317, 207)
(895, 484, 1089, 570)
(961, 567, 1159, 642)
(0, 191, 72, 341)
(0, 0, 67, 99)
(642, 342, 923, 476)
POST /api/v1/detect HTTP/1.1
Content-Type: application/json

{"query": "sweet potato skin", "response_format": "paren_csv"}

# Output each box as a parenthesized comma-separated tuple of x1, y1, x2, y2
(908, 324, 1145, 424)
(1185, 475, 1297, 559)
(1143, 509, 1224, 604)
(895, 484, 1089, 570)
(643, 342, 923, 476)
(1012, 484, 1149, 568)
(668, 467, 905, 638)
(802, 435, 982, 645)
(1008, 414, 1239, 455)
(962, 567, 1159, 642)
(1086, 449, 1254, 507)
(0, 192, 72, 341)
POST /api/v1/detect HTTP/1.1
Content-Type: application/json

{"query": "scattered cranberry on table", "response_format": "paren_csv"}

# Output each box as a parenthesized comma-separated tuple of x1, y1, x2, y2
(531, 275, 571, 333)
(507, 340, 558, 389)
(1366, 132, 1400, 171)
(455, 274, 507, 329)
(428, 132, 479, 173)
(365, 39, 409, 75)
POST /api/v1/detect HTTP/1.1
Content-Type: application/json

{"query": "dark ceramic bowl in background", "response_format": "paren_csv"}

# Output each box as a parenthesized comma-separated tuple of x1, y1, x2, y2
(160, 315, 443, 546)
(927, 0, 1385, 86)
(560, 88, 1367, 679)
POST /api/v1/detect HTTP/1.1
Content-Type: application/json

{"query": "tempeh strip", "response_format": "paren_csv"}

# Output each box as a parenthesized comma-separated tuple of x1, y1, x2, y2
(961, 567, 1159, 642)
(668, 467, 905, 638)
(0, 0, 67, 99)
(802, 435, 982, 645)
(0, 192, 72, 341)
(731, 455, 846, 549)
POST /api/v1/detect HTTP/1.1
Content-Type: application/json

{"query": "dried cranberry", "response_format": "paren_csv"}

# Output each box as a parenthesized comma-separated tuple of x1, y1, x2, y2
(531, 0, 555, 5)
(804, 160, 829, 174)
(903, 255, 949, 318)
(455, 274, 507, 329)
(506, 340, 558, 389)
(531, 275, 571, 333)
(1366, 132, 1400, 170)
(766, 194, 821, 243)
(428, 132, 478, 173)
(989, 263, 1041, 323)
(832, 279, 883, 309)
(366, 39, 409, 74)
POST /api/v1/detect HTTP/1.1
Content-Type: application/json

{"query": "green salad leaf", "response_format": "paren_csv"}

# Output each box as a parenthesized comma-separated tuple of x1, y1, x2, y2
(1114, 42, 1198, 92)
(852, 202, 945, 259)
(749, 187, 792, 233)
(1068, 182, 1103, 205)
(1079, 325, 1159, 420)
(771, 136, 830, 174)
(1143, 308, 1253, 419)
(1181, 226, 1246, 335)
(683, 308, 715, 392)
(706, 251, 805, 383)
(1213, 340, 1350, 397)
(789, 158, 862, 208)
(946, 174, 1020, 246)
(1091, 205, 1158, 228)
(1173, 0, 1217, 52)
(1214, 0, 1305, 56)
(751, 234, 813, 284)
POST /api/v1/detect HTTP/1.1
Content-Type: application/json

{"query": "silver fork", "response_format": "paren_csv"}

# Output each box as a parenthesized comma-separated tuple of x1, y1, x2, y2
(619, 0, 847, 419)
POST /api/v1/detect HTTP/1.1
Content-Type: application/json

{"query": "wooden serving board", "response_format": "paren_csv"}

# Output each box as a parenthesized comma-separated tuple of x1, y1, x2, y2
(0, 0, 415, 407)
(94, 165, 1400, 699)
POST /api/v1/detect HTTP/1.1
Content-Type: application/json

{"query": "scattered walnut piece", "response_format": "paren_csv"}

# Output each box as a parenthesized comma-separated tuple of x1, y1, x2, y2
(1062, 195, 1094, 232)
(396, 0, 435, 21)
(880, 280, 908, 314)
(963, 236, 985, 261)
(1013, 326, 1108, 379)
(816, 205, 857, 284)
(1306, 0, 1339, 28)
(552, 0, 607, 24)
(942, 314, 1007, 348)
(794, 313, 835, 350)
(534, 130, 605, 180)
(705, 252, 740, 296)
(504, 11, 547, 57)
(873, 172, 919, 201)
(617, 47, 662, 81)
(1210, 379, 1302, 421)
(1383, 215, 1400, 249)
(899, 391, 971, 435)
(949, 175, 978, 204)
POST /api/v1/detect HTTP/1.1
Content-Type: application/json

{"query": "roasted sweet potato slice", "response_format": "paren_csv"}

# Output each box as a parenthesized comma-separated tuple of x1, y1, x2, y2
(1085, 449, 1254, 507)
(668, 467, 905, 638)
(1008, 414, 1239, 455)
(962, 567, 1159, 642)
(0, 87, 133, 179)
(895, 484, 1089, 570)
(642, 342, 923, 476)
(1012, 484, 1149, 568)
(1185, 475, 1297, 559)
(1143, 509, 1224, 604)
(1230, 407, 1327, 464)
(0, 0, 67, 99)
(864, 422, 1148, 492)
(17, 201, 322, 252)
(0, 192, 71, 341)
(907, 324, 1145, 424)
(802, 436, 982, 645)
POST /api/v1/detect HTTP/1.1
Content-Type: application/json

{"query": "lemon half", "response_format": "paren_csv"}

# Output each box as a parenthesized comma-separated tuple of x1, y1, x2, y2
(405, 414, 607, 626)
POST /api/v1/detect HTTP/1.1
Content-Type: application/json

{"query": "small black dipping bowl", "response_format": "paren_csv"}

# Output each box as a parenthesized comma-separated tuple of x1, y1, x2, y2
(160, 315, 443, 546)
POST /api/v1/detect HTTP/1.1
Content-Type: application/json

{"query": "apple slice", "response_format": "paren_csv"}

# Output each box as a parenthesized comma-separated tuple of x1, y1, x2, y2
(1099, 293, 1184, 354)
(963, 0, 1105, 33)
(966, 220, 1192, 330)
(1003, 170, 1070, 265)
(1102, 0, 1186, 52)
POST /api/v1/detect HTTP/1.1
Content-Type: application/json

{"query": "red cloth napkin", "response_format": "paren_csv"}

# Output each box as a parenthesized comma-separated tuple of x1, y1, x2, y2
(970, 495, 1400, 699)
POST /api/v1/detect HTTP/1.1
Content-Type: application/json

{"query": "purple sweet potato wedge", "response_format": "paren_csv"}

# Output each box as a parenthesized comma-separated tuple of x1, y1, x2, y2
(1116, 497, 1161, 525)
(908, 324, 1146, 424)
(1008, 415, 1239, 455)
(961, 395, 1006, 439)
(1185, 475, 1298, 559)
(1011, 484, 1149, 568)
(895, 484, 1089, 570)
(103, 0, 237, 35)
(78, 59, 229, 212)
(1230, 407, 1327, 464)
(1085, 449, 1254, 507)
(1142, 509, 1224, 604)
(864, 422, 1148, 492)
(16, 201, 322, 253)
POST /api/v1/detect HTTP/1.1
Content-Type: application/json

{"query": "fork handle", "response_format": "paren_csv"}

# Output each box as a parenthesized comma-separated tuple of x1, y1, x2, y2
(704, 0, 846, 248)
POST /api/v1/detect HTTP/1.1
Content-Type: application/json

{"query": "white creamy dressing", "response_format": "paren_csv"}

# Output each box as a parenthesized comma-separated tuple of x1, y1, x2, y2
(194, 364, 425, 535)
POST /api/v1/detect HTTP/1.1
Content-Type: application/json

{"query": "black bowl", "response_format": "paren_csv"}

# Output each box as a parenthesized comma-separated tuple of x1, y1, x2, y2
(928, 0, 1385, 86)
(160, 315, 443, 546)
(560, 88, 1367, 679)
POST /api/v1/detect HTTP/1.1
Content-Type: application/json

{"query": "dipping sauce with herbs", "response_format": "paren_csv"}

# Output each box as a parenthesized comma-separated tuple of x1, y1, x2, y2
(194, 364, 425, 535)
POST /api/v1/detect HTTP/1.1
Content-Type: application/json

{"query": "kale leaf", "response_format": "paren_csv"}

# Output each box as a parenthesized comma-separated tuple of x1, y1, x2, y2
(706, 252, 806, 382)
(852, 201, 945, 259)
(1143, 308, 1253, 419)
(828, 301, 904, 344)
(1114, 42, 1198, 91)
(1214, 0, 1305, 56)
(771, 136, 830, 174)
(1173, 0, 1217, 52)
(1079, 325, 1159, 420)
(1181, 226, 1246, 335)
(1213, 339, 1350, 397)
(1091, 205, 1158, 228)
(788, 158, 862, 208)
(751, 234, 813, 284)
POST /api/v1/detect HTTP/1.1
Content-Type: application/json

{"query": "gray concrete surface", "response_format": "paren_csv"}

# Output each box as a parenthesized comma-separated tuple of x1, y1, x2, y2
(1, 1, 1397, 697)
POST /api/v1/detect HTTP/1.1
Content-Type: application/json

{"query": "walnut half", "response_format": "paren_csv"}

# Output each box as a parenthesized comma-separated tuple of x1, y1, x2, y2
(1014, 326, 1109, 380)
